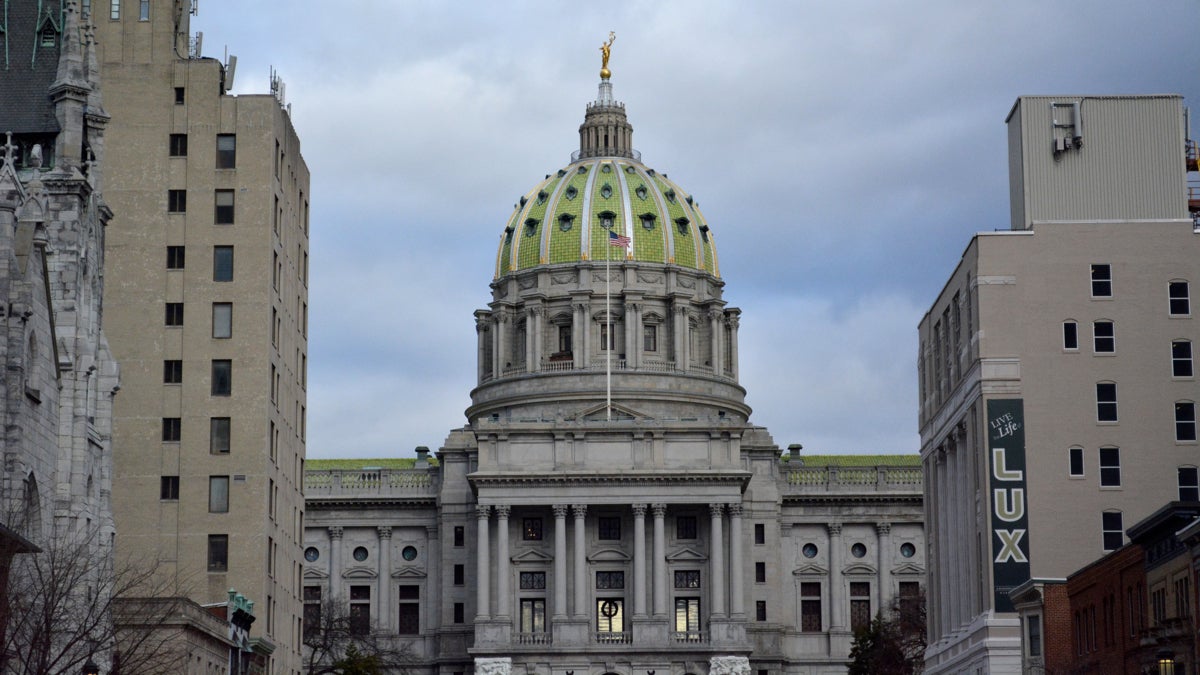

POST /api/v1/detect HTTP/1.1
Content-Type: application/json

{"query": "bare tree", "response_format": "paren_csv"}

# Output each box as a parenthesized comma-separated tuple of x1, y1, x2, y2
(0, 522, 190, 675)
(303, 597, 415, 675)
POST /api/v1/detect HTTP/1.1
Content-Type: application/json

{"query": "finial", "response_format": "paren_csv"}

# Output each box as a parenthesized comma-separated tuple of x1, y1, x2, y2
(2, 132, 15, 168)
(599, 31, 615, 80)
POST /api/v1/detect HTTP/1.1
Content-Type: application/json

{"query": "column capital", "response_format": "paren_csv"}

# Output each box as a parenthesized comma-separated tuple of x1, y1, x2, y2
(571, 504, 587, 518)
(476, 504, 492, 519)
(377, 526, 392, 540)
(494, 504, 511, 519)
(876, 522, 891, 536)
(651, 503, 667, 518)
(709, 503, 725, 518)
(631, 503, 648, 517)
(727, 503, 743, 518)
(827, 522, 842, 536)
(552, 504, 569, 519)
(476, 316, 490, 332)
(328, 526, 344, 540)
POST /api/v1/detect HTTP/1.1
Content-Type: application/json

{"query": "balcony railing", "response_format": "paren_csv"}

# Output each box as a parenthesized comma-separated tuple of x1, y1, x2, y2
(670, 630, 708, 644)
(783, 466, 922, 494)
(305, 469, 436, 498)
(594, 631, 632, 644)
(515, 632, 551, 645)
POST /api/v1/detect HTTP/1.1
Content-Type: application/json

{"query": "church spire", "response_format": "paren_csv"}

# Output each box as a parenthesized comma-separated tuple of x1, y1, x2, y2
(578, 32, 635, 160)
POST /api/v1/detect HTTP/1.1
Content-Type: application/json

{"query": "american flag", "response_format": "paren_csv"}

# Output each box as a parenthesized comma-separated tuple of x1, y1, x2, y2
(608, 230, 631, 247)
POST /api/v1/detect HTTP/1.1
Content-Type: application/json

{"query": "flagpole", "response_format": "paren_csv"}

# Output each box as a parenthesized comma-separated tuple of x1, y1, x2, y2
(606, 231, 612, 421)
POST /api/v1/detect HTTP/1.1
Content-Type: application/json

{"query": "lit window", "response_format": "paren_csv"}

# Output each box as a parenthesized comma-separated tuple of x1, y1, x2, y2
(523, 518, 543, 541)
(597, 598, 624, 636)
(1093, 321, 1114, 353)
(209, 476, 229, 513)
(1174, 341, 1194, 377)
(1091, 264, 1112, 297)
(211, 359, 231, 396)
(210, 417, 230, 454)
(212, 303, 232, 339)
(1169, 281, 1190, 316)
(1098, 447, 1120, 487)
(520, 599, 544, 635)
(1069, 447, 1084, 477)
(1178, 466, 1199, 501)
(208, 534, 228, 572)
(1063, 321, 1078, 350)
(1101, 512, 1123, 551)
(216, 134, 236, 169)
(1177, 402, 1197, 442)
(214, 190, 234, 224)
(675, 598, 701, 638)
(213, 246, 234, 282)
(1096, 382, 1117, 422)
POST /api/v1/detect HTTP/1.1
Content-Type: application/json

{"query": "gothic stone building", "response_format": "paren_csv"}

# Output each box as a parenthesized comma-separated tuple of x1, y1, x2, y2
(304, 68, 924, 675)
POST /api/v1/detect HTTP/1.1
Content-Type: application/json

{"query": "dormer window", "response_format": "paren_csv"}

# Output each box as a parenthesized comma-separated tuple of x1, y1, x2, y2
(536, 190, 548, 205)
(665, 189, 676, 204)
(625, 166, 636, 174)
(635, 186, 648, 200)
(600, 184, 613, 199)
(504, 226, 514, 244)
(519, 195, 528, 207)
(640, 213, 656, 231)
(675, 217, 690, 235)
(601, 164, 612, 173)
(598, 211, 616, 230)
(38, 17, 58, 47)
(524, 218, 540, 237)
(565, 186, 578, 200)
(558, 214, 574, 232)
(577, 166, 588, 175)
(557, 169, 566, 177)
(699, 224, 709, 242)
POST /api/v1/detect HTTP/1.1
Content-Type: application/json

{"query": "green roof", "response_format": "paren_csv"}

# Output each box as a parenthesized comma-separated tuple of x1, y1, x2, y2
(307, 457, 437, 470)
(786, 454, 921, 467)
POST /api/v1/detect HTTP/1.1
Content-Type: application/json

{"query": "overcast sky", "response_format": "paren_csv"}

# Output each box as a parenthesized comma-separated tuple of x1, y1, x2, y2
(193, 1, 1200, 459)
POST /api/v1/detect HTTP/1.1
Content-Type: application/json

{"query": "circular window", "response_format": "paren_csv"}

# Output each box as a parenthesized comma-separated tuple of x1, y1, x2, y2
(802, 543, 818, 558)
(851, 543, 867, 558)
(900, 542, 916, 558)
(352, 546, 368, 562)
(304, 547, 319, 562)
(402, 546, 418, 561)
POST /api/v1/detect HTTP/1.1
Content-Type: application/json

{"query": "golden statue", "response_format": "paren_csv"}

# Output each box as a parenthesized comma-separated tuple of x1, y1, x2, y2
(600, 31, 615, 79)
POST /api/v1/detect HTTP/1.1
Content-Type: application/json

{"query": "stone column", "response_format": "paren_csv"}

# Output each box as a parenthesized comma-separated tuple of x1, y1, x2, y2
(573, 303, 586, 369)
(652, 503, 667, 617)
(632, 504, 647, 617)
(709, 309, 722, 373)
(495, 506, 511, 619)
(728, 504, 744, 617)
(727, 312, 740, 380)
(491, 313, 504, 379)
(532, 307, 543, 371)
(828, 523, 844, 630)
(581, 305, 592, 368)
(328, 526, 343, 598)
(876, 522, 891, 617)
(710, 503, 726, 617)
(475, 314, 489, 382)
(674, 306, 687, 370)
(525, 309, 536, 373)
(553, 505, 568, 618)
(626, 301, 639, 368)
(572, 504, 587, 619)
(476, 505, 491, 619)
(377, 526, 392, 630)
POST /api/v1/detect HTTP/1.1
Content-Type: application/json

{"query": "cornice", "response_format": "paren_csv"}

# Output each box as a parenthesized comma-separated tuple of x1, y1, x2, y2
(306, 497, 436, 510)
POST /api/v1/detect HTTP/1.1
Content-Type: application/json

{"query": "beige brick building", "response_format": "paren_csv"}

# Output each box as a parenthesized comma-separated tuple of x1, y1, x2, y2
(95, 1, 310, 672)
(919, 95, 1199, 673)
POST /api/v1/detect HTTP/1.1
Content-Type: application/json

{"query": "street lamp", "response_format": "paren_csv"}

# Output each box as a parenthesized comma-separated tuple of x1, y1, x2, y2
(81, 657, 100, 675)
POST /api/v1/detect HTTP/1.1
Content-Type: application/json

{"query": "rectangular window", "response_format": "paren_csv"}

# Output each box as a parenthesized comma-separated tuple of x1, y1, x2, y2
(214, 190, 234, 224)
(1180, 467, 1199, 501)
(676, 516, 697, 539)
(211, 303, 232, 339)
(1173, 341, 1194, 377)
(1069, 447, 1084, 477)
(216, 134, 236, 169)
(1091, 264, 1112, 297)
(600, 323, 613, 351)
(210, 417, 231, 454)
(755, 561, 766, 583)
(1063, 321, 1078, 350)
(850, 582, 871, 632)
(643, 325, 657, 352)
(213, 246, 234, 282)
(168, 189, 186, 213)
(755, 600, 767, 622)
(138, 0, 148, 20)
(1096, 382, 1117, 422)
(454, 526, 465, 547)
(1093, 321, 1114, 353)
(596, 571, 625, 589)
(596, 598, 625, 635)
(160, 476, 179, 500)
(674, 570, 700, 589)
(598, 516, 621, 540)
(211, 359, 231, 396)
(453, 565, 465, 585)
(519, 571, 546, 590)
(163, 359, 182, 384)
(161, 417, 181, 442)
(303, 586, 321, 639)
(174, 87, 184, 104)
(169, 133, 187, 157)
(166, 245, 185, 269)
(674, 598, 700, 637)
(800, 582, 821, 631)
(1102, 512, 1123, 551)
(1177, 402, 1197, 442)
(110, 0, 119, 20)
(523, 517, 543, 540)
(1170, 281, 1191, 316)
(453, 602, 464, 624)
(349, 586, 370, 635)
(1099, 447, 1120, 487)
(165, 302, 184, 326)
(1028, 613, 1043, 657)
(558, 325, 572, 353)
(209, 476, 229, 513)
(754, 523, 765, 545)
(397, 585, 419, 635)
(899, 581, 921, 621)
(520, 598, 545, 634)
(207, 534, 228, 572)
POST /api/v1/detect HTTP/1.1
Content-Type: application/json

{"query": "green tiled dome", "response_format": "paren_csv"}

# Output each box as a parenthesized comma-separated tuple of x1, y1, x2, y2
(495, 159, 719, 278)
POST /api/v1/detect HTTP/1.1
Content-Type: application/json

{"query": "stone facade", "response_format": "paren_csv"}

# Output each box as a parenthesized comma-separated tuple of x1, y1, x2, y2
(305, 72, 924, 675)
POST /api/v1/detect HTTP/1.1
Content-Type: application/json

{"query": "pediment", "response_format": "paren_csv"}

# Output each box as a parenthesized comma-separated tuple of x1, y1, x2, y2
(792, 563, 829, 577)
(575, 401, 651, 421)
(665, 547, 708, 563)
(842, 563, 877, 576)
(343, 566, 378, 579)
(891, 562, 925, 576)
(391, 566, 427, 579)
(512, 549, 554, 565)
(303, 568, 329, 580)
(587, 547, 631, 563)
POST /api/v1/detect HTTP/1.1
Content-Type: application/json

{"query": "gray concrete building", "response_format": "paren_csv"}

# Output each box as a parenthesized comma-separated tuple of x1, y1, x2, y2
(305, 63, 924, 675)
(919, 94, 1200, 674)
(94, 1, 310, 672)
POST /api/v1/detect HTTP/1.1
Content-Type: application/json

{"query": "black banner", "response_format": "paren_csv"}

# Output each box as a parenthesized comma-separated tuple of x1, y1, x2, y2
(987, 399, 1030, 613)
